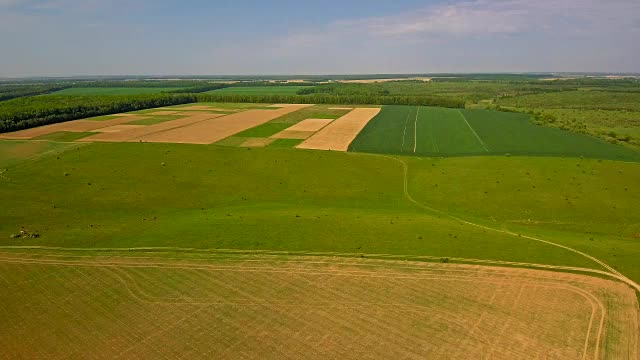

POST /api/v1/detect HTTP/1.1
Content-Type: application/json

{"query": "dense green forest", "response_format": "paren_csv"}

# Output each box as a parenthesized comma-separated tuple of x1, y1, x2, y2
(297, 81, 577, 103)
(0, 94, 196, 132)
(0, 84, 71, 101)
(196, 93, 465, 108)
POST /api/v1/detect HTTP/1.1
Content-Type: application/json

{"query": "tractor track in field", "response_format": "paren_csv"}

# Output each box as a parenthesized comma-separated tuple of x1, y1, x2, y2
(1, 251, 626, 360)
(373, 154, 639, 292)
(458, 110, 489, 152)
(400, 109, 411, 152)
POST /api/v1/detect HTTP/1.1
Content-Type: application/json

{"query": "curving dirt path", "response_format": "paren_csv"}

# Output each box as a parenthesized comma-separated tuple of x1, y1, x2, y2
(372, 154, 639, 292)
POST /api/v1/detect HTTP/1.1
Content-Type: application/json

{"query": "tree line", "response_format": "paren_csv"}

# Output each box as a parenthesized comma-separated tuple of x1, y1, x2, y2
(196, 94, 465, 108)
(0, 94, 196, 133)
(0, 84, 71, 101)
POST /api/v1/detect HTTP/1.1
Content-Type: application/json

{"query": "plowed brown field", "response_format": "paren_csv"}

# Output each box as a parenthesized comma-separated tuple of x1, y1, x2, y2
(0, 251, 636, 360)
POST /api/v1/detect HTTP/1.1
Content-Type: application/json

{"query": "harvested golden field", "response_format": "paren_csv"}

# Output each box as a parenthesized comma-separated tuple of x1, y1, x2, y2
(0, 250, 636, 360)
(0, 116, 148, 139)
(148, 111, 179, 116)
(282, 118, 333, 132)
(93, 124, 146, 133)
(241, 137, 276, 147)
(338, 77, 432, 83)
(78, 113, 225, 142)
(136, 104, 312, 144)
(297, 108, 381, 151)
(270, 130, 316, 139)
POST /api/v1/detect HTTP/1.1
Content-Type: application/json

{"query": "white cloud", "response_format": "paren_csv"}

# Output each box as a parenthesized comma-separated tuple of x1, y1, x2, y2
(279, 0, 640, 48)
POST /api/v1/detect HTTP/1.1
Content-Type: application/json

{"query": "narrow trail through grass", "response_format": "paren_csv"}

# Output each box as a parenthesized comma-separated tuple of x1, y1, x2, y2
(372, 153, 639, 291)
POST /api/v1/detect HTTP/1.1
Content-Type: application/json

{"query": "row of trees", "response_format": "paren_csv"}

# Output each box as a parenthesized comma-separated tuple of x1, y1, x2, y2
(196, 94, 465, 108)
(164, 84, 229, 93)
(0, 94, 196, 133)
(0, 84, 71, 101)
(69, 80, 207, 88)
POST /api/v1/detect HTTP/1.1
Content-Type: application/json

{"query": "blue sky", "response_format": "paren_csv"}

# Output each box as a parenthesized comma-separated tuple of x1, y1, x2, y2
(1, 0, 639, 76)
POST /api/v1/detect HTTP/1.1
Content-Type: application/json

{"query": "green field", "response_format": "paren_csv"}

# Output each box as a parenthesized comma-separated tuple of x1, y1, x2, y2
(2, 140, 639, 283)
(0, 140, 85, 168)
(349, 105, 640, 161)
(206, 86, 311, 95)
(49, 87, 184, 96)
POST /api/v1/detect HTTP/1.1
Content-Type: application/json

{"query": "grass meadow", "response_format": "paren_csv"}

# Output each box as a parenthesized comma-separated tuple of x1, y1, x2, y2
(1, 141, 639, 282)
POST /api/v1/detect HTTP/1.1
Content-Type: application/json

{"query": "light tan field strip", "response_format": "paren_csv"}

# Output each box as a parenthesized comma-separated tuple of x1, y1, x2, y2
(157, 108, 237, 113)
(0, 252, 635, 359)
(270, 130, 316, 139)
(78, 113, 225, 142)
(178, 105, 223, 111)
(240, 138, 276, 147)
(148, 111, 179, 116)
(93, 125, 146, 133)
(0, 116, 148, 139)
(135, 104, 312, 144)
(297, 108, 381, 151)
(0, 246, 628, 281)
(283, 118, 333, 132)
(270, 118, 333, 139)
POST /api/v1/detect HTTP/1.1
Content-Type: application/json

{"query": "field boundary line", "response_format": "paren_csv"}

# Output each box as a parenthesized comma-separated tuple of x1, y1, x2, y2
(3, 142, 90, 175)
(372, 154, 639, 292)
(0, 246, 630, 284)
(401, 108, 411, 152)
(458, 110, 489, 152)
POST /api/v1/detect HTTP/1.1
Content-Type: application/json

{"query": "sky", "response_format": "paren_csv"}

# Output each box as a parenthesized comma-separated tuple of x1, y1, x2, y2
(1, 0, 639, 77)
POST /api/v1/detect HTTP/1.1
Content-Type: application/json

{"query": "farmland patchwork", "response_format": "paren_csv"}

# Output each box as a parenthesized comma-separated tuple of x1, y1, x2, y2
(2, 103, 636, 160)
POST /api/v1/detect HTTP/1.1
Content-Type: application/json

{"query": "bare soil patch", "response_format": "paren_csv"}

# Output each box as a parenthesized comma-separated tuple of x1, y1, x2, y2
(79, 113, 224, 143)
(268, 104, 311, 109)
(110, 113, 138, 117)
(271, 130, 316, 139)
(136, 104, 312, 144)
(175, 105, 237, 112)
(329, 107, 354, 110)
(297, 108, 381, 151)
(149, 111, 179, 116)
(93, 125, 146, 133)
(240, 138, 276, 147)
(339, 77, 432, 83)
(284, 118, 333, 132)
(0, 251, 636, 359)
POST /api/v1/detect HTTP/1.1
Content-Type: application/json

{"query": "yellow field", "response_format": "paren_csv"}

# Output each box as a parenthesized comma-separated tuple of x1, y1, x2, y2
(0, 250, 636, 359)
